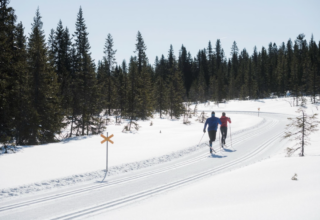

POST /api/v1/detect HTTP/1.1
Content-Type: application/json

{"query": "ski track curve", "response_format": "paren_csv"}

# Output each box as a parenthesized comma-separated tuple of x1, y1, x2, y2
(0, 115, 275, 213)
(0, 111, 266, 199)
(52, 131, 284, 220)
(0, 111, 291, 220)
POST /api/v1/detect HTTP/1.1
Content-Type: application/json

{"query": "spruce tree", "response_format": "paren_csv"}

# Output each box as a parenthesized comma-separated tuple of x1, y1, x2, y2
(308, 35, 319, 103)
(178, 45, 193, 98)
(13, 22, 30, 145)
(229, 41, 239, 99)
(73, 7, 99, 135)
(121, 60, 129, 115)
(285, 39, 293, 93)
(275, 43, 286, 95)
(260, 47, 268, 97)
(214, 39, 224, 102)
(104, 33, 117, 115)
(168, 69, 185, 118)
(49, 20, 73, 112)
(27, 8, 63, 144)
(166, 46, 184, 118)
(133, 31, 153, 119)
(128, 56, 137, 120)
(0, 0, 16, 147)
(154, 55, 169, 118)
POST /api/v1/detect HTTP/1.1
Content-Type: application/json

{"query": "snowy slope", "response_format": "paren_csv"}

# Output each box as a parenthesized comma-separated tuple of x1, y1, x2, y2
(0, 113, 262, 196)
(91, 98, 320, 220)
(0, 97, 319, 220)
(98, 146, 320, 220)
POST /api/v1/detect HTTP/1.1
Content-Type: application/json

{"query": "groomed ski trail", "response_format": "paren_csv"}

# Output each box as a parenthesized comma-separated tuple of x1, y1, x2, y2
(0, 112, 291, 220)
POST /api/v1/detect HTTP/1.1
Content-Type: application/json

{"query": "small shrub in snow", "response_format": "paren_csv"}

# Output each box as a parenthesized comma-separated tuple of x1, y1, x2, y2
(196, 111, 207, 123)
(183, 114, 191, 125)
(122, 120, 141, 132)
(300, 97, 307, 107)
(193, 103, 198, 116)
(106, 118, 115, 125)
(183, 102, 192, 124)
(0, 135, 16, 154)
(291, 173, 298, 181)
(115, 116, 122, 125)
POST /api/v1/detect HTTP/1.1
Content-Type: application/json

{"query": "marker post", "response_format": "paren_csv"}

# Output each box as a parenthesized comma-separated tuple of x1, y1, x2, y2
(100, 133, 114, 179)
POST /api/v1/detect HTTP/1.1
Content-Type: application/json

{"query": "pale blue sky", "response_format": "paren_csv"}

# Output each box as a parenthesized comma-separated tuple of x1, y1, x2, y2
(10, 0, 320, 65)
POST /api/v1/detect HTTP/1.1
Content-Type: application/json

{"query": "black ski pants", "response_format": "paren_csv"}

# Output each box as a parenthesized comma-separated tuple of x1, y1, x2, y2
(208, 130, 217, 146)
(220, 126, 228, 144)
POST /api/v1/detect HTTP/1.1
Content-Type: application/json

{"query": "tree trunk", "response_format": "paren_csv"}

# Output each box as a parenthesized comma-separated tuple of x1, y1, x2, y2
(70, 114, 74, 138)
(301, 111, 305, 156)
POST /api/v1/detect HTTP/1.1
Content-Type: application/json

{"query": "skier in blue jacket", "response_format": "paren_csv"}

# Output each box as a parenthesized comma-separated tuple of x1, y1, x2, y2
(203, 111, 222, 153)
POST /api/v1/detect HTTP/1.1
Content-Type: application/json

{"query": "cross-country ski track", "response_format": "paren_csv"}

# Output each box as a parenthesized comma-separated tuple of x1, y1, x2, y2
(0, 111, 292, 220)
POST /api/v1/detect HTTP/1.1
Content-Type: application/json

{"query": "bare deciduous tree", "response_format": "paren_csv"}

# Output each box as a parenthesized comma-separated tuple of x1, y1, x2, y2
(284, 108, 319, 156)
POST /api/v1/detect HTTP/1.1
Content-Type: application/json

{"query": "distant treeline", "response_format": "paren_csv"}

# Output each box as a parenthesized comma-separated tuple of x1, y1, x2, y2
(1, 2, 319, 146)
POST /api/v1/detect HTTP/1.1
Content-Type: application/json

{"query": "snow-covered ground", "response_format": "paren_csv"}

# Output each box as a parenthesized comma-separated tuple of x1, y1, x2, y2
(99, 147, 320, 220)
(0, 112, 262, 195)
(91, 98, 320, 220)
(0, 97, 319, 219)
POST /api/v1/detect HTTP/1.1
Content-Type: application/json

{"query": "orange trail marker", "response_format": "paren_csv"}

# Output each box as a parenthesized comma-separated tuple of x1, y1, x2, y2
(101, 134, 114, 144)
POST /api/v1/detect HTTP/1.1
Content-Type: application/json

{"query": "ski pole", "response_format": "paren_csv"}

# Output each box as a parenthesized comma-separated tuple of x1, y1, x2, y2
(218, 128, 221, 147)
(198, 133, 205, 147)
(230, 124, 233, 150)
(218, 127, 224, 156)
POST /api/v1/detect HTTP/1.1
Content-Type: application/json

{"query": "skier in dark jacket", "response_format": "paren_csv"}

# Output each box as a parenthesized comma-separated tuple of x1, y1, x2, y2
(203, 111, 222, 153)
(220, 112, 231, 146)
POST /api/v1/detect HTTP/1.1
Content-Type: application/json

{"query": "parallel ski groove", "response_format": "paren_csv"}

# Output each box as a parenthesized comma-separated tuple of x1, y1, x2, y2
(52, 128, 285, 220)
(0, 115, 277, 213)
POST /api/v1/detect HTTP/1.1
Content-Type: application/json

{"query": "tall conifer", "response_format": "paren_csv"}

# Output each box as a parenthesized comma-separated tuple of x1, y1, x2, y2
(27, 8, 63, 144)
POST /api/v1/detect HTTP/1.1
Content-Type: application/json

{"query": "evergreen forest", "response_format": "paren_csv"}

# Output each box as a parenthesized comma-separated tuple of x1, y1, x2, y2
(1, 2, 320, 146)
